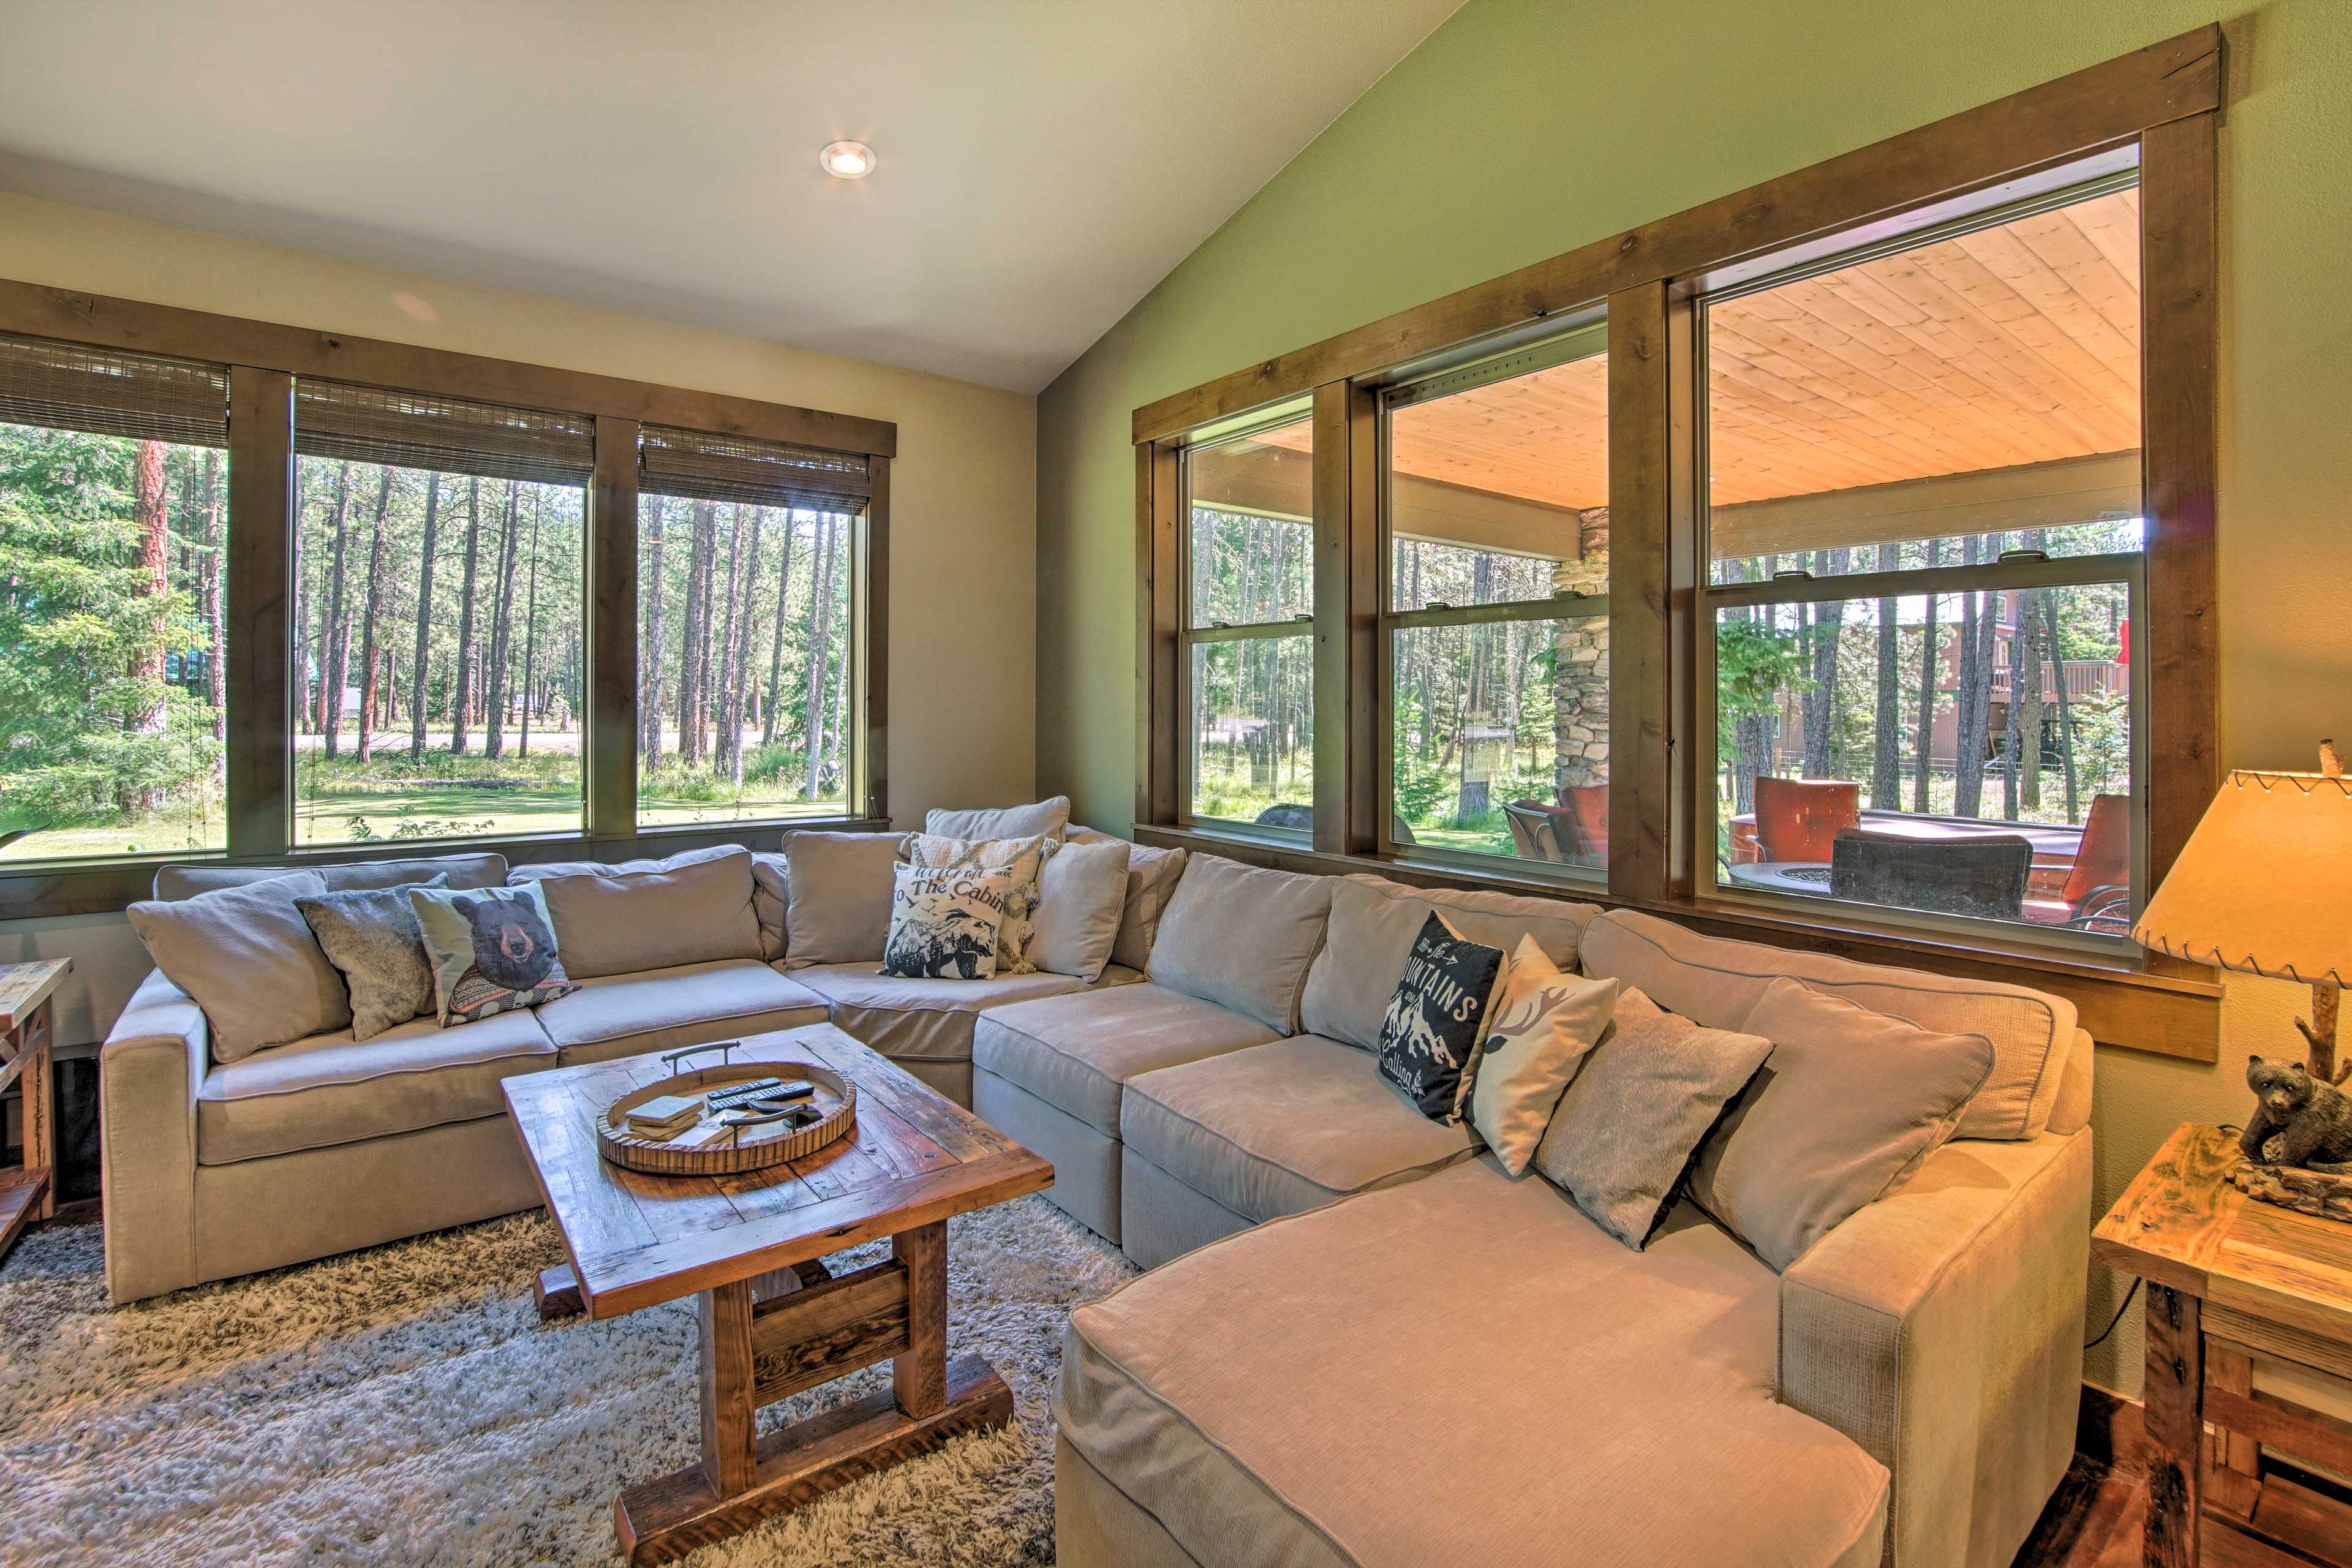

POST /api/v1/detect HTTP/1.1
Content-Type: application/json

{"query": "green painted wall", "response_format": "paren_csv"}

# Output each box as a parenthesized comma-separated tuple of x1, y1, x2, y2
(1037, 0, 2352, 1395)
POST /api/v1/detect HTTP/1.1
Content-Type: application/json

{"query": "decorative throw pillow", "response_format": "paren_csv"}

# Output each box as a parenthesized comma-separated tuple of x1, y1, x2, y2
(1028, 837, 1133, 982)
(1470, 936, 1619, 1176)
(880, 859, 1014, 979)
(925, 796, 1071, 843)
(295, 875, 449, 1042)
(126, 870, 347, 1063)
(1689, 976, 1995, 1270)
(1532, 987, 1773, 1250)
(1376, 912, 1507, 1125)
(779, 830, 903, 968)
(1109, 843, 1188, 973)
(408, 883, 578, 1027)
(900, 832, 1048, 974)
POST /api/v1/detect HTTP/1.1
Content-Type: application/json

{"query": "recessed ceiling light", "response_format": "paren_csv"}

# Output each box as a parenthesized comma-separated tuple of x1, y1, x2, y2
(821, 141, 875, 179)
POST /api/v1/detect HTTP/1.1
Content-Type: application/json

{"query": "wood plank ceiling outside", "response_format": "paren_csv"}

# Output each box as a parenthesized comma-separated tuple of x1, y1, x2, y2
(1250, 189, 2141, 524)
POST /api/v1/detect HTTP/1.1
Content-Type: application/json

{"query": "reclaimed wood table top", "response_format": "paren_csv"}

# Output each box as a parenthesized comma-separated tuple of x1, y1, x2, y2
(0, 958, 69, 1033)
(503, 1023, 1052, 1322)
(2093, 1121, 2352, 1343)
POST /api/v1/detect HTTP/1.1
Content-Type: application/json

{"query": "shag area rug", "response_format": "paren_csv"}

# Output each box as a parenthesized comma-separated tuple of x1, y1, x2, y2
(0, 1197, 1137, 1567)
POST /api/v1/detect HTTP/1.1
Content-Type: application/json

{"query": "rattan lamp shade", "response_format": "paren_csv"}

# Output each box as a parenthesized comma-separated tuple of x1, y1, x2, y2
(2133, 770, 2352, 986)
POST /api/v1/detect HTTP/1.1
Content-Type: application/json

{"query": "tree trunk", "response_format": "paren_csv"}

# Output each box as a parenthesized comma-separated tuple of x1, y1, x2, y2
(485, 483, 521, 758)
(1801, 550, 1847, 778)
(1911, 538, 1940, 813)
(1872, 543, 1901, 807)
(200, 447, 225, 765)
(409, 473, 442, 760)
(518, 491, 541, 757)
(2016, 532, 2047, 812)
(763, 513, 799, 745)
(2001, 588, 2024, 821)
(727, 505, 764, 785)
(639, 494, 668, 761)
(320, 461, 355, 757)
(451, 477, 482, 755)
(2048, 588, 2082, 820)
(802, 513, 839, 799)
(1953, 536, 2002, 817)
(676, 500, 715, 767)
(712, 505, 746, 776)
(354, 468, 392, 763)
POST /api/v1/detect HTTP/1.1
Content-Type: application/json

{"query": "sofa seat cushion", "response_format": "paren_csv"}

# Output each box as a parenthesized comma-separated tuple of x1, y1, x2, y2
(973, 984, 1278, 1135)
(1119, 1035, 1478, 1224)
(197, 1008, 555, 1166)
(1057, 1159, 1890, 1568)
(533, 959, 828, 1065)
(786, 962, 1142, 1065)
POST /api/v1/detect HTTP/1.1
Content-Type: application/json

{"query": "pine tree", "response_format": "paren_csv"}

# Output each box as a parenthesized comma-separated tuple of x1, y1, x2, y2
(802, 513, 839, 798)
(763, 513, 798, 746)
(409, 473, 442, 760)
(353, 469, 392, 762)
(451, 477, 482, 754)
(485, 483, 520, 758)
(639, 494, 668, 761)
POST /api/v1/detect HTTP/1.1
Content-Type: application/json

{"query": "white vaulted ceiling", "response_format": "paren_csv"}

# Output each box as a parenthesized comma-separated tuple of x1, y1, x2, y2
(0, 0, 1462, 392)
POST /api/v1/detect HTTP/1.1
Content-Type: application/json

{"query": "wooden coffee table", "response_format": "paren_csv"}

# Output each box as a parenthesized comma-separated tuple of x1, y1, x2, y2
(502, 1023, 1053, 1566)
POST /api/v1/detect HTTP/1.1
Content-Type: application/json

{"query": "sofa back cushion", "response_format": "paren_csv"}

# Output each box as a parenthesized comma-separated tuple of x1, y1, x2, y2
(153, 852, 508, 902)
(510, 845, 761, 981)
(780, 830, 905, 968)
(1302, 875, 1602, 1050)
(126, 871, 349, 1063)
(750, 852, 789, 962)
(1578, 908, 2074, 1140)
(1147, 854, 1332, 1035)
(1109, 842, 1187, 973)
(926, 796, 1071, 842)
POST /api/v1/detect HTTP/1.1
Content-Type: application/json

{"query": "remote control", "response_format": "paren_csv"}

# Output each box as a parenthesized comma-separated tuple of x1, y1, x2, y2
(704, 1077, 786, 1112)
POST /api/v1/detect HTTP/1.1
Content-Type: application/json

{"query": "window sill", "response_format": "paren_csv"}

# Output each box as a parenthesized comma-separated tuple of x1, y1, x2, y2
(1136, 822, 2222, 1062)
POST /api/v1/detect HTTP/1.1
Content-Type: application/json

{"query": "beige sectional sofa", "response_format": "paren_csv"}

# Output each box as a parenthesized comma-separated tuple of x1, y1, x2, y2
(100, 827, 2091, 1568)
(99, 840, 1140, 1303)
(978, 858, 2092, 1568)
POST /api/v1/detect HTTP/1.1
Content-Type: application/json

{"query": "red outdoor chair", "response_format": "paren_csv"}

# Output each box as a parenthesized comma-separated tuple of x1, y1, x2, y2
(2024, 792, 2133, 931)
(1750, 777, 1861, 863)
(1559, 783, 1608, 864)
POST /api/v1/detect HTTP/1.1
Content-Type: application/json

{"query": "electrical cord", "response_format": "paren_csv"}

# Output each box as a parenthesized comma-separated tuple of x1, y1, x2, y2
(2084, 1278, 2141, 1351)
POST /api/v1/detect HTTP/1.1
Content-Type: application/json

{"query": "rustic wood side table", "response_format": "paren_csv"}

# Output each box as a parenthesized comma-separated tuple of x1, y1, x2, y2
(0, 957, 70, 1262)
(2094, 1121, 2352, 1567)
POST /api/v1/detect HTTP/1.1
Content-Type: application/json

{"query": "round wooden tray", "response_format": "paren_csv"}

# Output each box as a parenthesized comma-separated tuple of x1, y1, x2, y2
(597, 1060, 856, 1177)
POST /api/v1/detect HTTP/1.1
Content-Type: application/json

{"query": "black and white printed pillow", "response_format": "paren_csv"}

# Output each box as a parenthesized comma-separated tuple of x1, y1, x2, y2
(1376, 911, 1507, 1125)
(880, 860, 1016, 980)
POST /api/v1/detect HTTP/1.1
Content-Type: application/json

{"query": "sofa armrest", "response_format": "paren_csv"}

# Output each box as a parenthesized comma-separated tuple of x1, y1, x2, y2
(100, 969, 209, 1303)
(1779, 1128, 2091, 1568)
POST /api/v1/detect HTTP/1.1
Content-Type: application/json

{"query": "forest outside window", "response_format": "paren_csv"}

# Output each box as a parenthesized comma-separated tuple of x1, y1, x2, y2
(1182, 407, 1314, 833)
(291, 382, 590, 846)
(1381, 321, 1608, 872)
(0, 336, 231, 864)
(635, 428, 869, 827)
(1702, 177, 2146, 937)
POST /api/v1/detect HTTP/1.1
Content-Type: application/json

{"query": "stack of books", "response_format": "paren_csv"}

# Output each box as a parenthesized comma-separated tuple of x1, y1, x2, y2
(623, 1093, 706, 1140)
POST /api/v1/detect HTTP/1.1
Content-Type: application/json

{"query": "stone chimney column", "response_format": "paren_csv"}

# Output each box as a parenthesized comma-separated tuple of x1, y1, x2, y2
(1553, 507, 1611, 795)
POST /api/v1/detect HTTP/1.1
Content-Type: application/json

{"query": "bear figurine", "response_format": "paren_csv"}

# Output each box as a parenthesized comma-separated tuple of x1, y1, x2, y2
(453, 893, 559, 992)
(2241, 1055, 2352, 1173)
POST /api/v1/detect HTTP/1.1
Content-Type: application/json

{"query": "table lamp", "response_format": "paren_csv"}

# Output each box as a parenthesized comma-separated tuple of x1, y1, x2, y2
(2134, 745, 2352, 1082)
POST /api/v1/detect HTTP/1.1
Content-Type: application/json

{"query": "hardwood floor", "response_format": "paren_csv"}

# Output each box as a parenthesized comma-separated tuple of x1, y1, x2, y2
(2013, 1458, 2149, 1568)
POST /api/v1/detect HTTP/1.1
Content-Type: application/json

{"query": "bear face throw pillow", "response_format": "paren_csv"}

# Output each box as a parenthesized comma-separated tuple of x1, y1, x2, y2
(409, 882, 578, 1027)
(1375, 911, 1506, 1125)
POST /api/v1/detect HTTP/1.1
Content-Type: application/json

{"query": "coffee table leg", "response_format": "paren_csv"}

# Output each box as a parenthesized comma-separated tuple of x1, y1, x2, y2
(613, 1227, 1014, 1567)
(536, 1264, 584, 1321)
(894, 1221, 947, 1419)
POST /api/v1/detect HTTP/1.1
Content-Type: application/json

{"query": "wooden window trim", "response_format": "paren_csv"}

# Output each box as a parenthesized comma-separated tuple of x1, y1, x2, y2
(1133, 28, 2224, 1060)
(0, 280, 899, 916)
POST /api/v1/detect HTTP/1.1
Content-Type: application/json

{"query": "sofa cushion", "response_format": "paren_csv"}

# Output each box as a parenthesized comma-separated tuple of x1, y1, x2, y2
(1692, 977, 1994, 1271)
(1119, 1035, 1478, 1224)
(927, 796, 1071, 842)
(1028, 837, 1133, 982)
(127, 872, 348, 1063)
(972, 983, 1279, 1135)
(532, 959, 828, 1065)
(511, 845, 761, 980)
(1302, 873, 1601, 1050)
(1056, 1158, 1889, 1568)
(786, 961, 1142, 1065)
(153, 853, 508, 902)
(1580, 908, 2074, 1140)
(780, 831, 904, 968)
(1107, 841, 1187, 973)
(1145, 854, 1331, 1035)
(197, 1007, 555, 1165)
(295, 876, 448, 1041)
(751, 852, 788, 961)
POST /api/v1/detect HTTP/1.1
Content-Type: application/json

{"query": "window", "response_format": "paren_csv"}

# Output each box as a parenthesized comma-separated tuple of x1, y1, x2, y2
(1182, 409, 1314, 831)
(0, 336, 230, 863)
(1382, 322, 1608, 871)
(635, 428, 869, 827)
(1702, 179, 2145, 935)
(291, 382, 591, 845)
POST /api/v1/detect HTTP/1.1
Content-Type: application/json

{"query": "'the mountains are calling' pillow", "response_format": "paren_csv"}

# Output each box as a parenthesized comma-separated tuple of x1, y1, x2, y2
(1376, 912, 1506, 1125)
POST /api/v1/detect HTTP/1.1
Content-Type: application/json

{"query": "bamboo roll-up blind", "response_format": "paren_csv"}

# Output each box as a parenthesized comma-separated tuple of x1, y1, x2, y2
(639, 424, 871, 512)
(0, 333, 230, 447)
(293, 379, 594, 484)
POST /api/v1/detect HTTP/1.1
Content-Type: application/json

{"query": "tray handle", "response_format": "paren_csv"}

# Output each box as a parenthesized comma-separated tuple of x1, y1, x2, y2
(662, 1040, 740, 1072)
